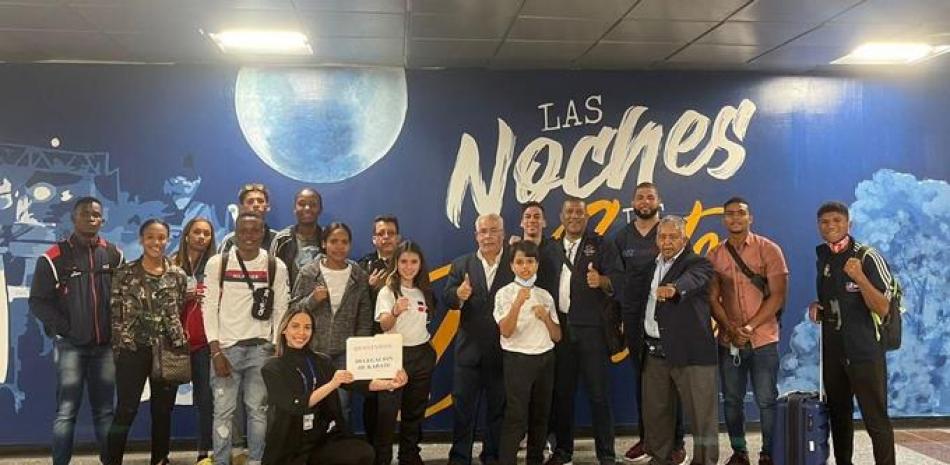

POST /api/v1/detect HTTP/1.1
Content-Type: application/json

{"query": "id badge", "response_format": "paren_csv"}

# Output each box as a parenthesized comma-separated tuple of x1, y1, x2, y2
(186, 276, 197, 293)
(303, 413, 314, 431)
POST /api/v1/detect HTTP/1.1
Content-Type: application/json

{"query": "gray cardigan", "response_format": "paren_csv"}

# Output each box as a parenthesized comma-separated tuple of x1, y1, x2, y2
(290, 256, 373, 356)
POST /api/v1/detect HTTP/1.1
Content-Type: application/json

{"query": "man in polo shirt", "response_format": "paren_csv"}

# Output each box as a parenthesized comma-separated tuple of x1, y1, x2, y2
(808, 201, 896, 465)
(708, 197, 789, 465)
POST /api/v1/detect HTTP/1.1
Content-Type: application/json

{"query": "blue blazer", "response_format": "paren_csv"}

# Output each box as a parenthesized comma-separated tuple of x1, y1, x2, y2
(651, 248, 718, 366)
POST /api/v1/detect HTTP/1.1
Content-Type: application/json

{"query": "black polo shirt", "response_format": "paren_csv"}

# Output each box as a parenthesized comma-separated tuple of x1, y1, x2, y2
(612, 222, 658, 315)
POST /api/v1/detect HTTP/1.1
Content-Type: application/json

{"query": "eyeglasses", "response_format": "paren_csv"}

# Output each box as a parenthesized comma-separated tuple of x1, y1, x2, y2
(374, 230, 398, 237)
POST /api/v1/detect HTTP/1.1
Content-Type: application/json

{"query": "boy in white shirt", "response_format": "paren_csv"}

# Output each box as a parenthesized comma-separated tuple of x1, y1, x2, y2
(494, 240, 562, 465)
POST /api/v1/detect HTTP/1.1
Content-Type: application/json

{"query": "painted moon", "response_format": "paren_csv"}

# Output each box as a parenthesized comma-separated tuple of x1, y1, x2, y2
(235, 67, 407, 183)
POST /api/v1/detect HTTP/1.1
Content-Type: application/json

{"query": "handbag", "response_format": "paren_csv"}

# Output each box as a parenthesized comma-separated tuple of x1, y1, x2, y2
(139, 262, 192, 384)
(152, 337, 191, 384)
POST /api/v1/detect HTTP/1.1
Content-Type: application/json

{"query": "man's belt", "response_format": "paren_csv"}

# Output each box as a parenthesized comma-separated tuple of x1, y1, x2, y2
(234, 337, 268, 347)
(644, 335, 666, 359)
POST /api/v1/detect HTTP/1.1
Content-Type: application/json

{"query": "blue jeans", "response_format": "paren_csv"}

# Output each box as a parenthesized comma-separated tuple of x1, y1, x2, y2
(718, 342, 779, 455)
(191, 346, 214, 455)
(211, 343, 273, 465)
(52, 338, 115, 465)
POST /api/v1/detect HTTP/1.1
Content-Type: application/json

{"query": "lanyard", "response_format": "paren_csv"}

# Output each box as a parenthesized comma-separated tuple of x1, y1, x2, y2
(295, 356, 318, 392)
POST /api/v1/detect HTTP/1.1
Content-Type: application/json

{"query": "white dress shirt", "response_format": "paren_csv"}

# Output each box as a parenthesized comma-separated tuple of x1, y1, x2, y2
(644, 248, 684, 338)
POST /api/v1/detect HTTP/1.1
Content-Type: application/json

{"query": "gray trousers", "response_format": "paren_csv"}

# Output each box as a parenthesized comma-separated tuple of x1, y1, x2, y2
(642, 355, 719, 465)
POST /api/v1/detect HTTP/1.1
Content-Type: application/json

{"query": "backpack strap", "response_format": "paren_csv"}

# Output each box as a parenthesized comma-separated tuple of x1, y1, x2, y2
(267, 254, 276, 288)
(217, 251, 231, 308)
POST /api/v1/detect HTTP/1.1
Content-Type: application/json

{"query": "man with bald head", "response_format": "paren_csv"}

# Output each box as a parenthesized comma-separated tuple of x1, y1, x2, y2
(640, 216, 718, 465)
(444, 213, 515, 465)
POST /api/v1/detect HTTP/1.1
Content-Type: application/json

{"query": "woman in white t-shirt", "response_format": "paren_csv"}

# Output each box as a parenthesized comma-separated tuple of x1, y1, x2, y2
(373, 240, 438, 465)
(494, 240, 561, 465)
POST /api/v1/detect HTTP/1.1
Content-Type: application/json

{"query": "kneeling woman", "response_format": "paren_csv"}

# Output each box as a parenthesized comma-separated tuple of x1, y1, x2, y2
(263, 307, 408, 465)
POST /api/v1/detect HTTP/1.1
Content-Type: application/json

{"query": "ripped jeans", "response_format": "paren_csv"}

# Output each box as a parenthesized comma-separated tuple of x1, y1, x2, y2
(210, 342, 272, 465)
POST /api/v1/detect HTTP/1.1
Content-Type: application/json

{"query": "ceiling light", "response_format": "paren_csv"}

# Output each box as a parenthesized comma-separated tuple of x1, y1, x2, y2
(832, 42, 950, 65)
(208, 30, 313, 56)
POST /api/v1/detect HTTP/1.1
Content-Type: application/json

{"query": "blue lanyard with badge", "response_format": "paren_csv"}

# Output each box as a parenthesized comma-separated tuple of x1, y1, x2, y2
(296, 357, 318, 431)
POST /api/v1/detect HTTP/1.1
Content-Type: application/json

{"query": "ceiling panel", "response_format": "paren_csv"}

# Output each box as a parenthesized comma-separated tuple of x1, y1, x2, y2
(309, 36, 404, 65)
(407, 38, 498, 67)
(698, 21, 813, 47)
(109, 31, 220, 62)
(410, 0, 521, 16)
(789, 21, 913, 47)
(628, 0, 751, 22)
(211, 0, 296, 9)
(494, 39, 591, 61)
(72, 4, 202, 34)
(668, 43, 767, 63)
(575, 40, 681, 68)
(831, 0, 950, 25)
(730, 0, 862, 23)
(409, 38, 498, 58)
(519, 0, 637, 20)
(509, 16, 614, 41)
(299, 11, 404, 38)
(750, 44, 850, 70)
(5, 29, 129, 61)
(293, 0, 405, 13)
(198, 8, 303, 31)
(0, 5, 95, 30)
(410, 12, 512, 39)
(605, 19, 717, 42)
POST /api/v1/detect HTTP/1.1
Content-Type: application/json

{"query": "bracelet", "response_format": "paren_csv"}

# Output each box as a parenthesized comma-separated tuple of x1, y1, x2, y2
(212, 351, 224, 359)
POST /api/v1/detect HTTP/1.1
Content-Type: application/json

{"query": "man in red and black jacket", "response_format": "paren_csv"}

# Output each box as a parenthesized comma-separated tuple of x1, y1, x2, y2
(29, 196, 124, 465)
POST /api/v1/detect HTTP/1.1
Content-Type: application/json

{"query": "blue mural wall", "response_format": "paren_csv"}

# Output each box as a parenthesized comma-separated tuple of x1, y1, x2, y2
(0, 63, 948, 447)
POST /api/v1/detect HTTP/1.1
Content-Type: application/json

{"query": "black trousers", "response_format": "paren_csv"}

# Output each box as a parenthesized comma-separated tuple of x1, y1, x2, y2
(106, 347, 178, 465)
(372, 343, 437, 465)
(500, 350, 555, 465)
(449, 353, 506, 465)
(823, 353, 895, 465)
(549, 322, 616, 463)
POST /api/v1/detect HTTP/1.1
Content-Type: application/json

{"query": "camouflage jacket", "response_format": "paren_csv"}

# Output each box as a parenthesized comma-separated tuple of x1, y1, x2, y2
(110, 258, 188, 352)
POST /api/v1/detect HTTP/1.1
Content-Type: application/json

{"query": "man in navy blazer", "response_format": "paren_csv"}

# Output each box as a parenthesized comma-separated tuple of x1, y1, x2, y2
(641, 216, 719, 465)
(541, 197, 620, 465)
(443, 213, 515, 465)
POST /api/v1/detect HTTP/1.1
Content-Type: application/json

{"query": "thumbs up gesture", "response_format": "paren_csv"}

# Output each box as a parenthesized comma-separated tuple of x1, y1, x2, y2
(457, 273, 473, 302)
(586, 262, 603, 289)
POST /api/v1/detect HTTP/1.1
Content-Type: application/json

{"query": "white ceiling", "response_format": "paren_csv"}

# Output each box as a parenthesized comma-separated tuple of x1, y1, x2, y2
(0, 0, 947, 72)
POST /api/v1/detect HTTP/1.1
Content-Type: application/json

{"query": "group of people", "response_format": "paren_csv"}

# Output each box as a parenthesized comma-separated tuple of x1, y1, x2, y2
(28, 181, 898, 465)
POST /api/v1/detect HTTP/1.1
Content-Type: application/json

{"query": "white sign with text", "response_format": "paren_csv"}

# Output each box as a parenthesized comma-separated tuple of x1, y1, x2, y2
(346, 334, 403, 380)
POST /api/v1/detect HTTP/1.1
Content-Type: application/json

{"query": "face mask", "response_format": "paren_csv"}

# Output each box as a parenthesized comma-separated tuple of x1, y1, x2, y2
(514, 275, 537, 288)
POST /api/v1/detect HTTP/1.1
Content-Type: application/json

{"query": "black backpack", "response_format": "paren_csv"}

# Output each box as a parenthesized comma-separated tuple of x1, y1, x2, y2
(856, 245, 903, 351)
